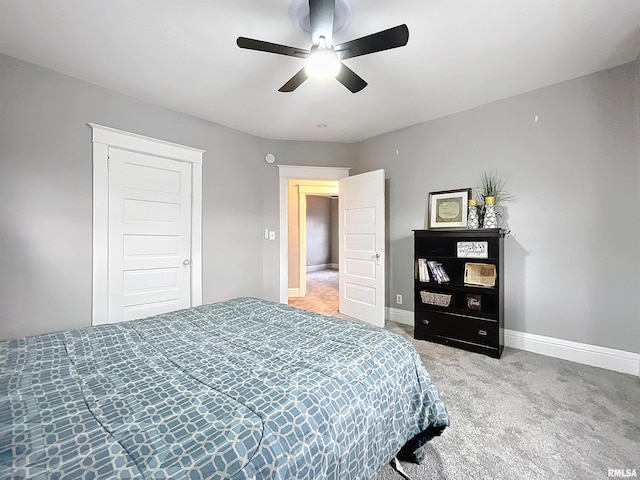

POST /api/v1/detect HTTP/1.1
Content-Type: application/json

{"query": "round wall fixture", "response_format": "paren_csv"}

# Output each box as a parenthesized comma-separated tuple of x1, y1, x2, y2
(289, 0, 352, 35)
(265, 153, 276, 164)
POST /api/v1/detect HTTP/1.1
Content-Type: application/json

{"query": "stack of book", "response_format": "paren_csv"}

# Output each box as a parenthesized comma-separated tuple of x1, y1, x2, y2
(427, 261, 450, 284)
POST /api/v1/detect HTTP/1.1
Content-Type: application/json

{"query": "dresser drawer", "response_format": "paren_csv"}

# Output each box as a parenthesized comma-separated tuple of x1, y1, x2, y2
(415, 310, 498, 347)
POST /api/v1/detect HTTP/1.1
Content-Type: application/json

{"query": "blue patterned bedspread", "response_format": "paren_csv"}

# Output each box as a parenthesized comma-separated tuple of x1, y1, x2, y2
(1, 298, 448, 479)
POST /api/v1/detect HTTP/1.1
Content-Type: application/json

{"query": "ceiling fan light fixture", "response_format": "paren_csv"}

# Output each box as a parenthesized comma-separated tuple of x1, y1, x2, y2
(238, 1, 409, 93)
(305, 38, 341, 79)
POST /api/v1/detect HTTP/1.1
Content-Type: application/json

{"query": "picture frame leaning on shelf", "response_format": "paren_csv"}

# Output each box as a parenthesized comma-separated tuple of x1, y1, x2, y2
(426, 188, 472, 229)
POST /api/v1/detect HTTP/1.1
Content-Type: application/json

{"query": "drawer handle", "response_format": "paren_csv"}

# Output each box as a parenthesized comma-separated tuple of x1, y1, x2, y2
(422, 319, 430, 325)
(478, 329, 488, 336)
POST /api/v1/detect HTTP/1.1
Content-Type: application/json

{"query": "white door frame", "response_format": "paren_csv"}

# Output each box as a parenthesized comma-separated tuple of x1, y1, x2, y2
(90, 123, 205, 325)
(278, 165, 350, 304)
(297, 185, 339, 297)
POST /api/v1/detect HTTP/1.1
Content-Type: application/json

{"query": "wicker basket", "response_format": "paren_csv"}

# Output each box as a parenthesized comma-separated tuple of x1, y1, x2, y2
(420, 291, 452, 307)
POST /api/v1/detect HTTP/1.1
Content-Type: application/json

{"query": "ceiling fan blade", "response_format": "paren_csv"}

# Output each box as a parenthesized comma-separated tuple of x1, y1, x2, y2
(278, 68, 310, 92)
(335, 64, 367, 93)
(237, 37, 308, 58)
(336, 24, 409, 60)
(309, 0, 335, 46)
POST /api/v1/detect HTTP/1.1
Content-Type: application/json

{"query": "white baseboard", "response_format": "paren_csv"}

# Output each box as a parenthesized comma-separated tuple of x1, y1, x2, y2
(384, 308, 639, 377)
(504, 329, 640, 377)
(288, 288, 300, 298)
(306, 264, 338, 273)
(386, 307, 413, 326)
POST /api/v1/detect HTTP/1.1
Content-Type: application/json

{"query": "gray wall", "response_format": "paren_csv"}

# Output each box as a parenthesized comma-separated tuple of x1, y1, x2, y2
(0, 54, 265, 339)
(306, 196, 332, 267)
(354, 59, 640, 354)
(258, 140, 355, 302)
(2, 51, 638, 355)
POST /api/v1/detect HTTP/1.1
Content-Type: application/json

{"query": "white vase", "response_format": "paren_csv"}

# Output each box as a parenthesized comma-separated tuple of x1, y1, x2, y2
(467, 200, 480, 229)
(483, 197, 498, 229)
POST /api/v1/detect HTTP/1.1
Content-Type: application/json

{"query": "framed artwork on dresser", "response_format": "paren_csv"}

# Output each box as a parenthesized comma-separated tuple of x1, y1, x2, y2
(426, 188, 471, 229)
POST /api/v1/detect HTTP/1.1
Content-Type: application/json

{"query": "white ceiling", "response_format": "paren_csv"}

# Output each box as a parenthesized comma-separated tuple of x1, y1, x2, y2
(1, 0, 639, 143)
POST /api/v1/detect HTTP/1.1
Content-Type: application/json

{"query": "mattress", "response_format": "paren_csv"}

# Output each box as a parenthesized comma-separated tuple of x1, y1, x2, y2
(0, 297, 449, 479)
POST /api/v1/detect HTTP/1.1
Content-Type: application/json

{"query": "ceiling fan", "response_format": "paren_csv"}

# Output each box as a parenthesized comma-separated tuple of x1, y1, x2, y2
(236, 0, 409, 93)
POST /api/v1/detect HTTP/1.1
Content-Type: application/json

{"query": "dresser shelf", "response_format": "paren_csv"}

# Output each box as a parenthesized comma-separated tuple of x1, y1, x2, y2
(413, 229, 505, 358)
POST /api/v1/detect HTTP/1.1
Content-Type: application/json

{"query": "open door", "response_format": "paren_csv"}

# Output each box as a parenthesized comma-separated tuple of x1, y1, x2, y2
(339, 169, 385, 327)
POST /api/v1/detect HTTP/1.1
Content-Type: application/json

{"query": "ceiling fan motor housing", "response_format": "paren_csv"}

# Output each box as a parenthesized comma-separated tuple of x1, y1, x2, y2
(289, 0, 352, 37)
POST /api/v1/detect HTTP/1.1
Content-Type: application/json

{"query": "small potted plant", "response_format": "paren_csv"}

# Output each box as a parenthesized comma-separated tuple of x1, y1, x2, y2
(476, 170, 513, 228)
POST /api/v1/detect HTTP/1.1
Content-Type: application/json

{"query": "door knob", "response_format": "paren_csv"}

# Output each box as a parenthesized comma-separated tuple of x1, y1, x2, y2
(183, 259, 191, 266)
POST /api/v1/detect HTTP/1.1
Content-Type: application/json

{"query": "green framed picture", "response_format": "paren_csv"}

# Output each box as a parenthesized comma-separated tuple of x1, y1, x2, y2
(426, 188, 471, 229)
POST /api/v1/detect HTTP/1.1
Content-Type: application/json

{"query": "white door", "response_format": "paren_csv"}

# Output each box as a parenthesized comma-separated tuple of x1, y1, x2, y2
(108, 147, 193, 323)
(339, 169, 385, 327)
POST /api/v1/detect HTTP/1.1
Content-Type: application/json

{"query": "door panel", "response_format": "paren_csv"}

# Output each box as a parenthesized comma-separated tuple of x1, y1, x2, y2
(344, 282, 377, 305)
(123, 299, 182, 322)
(108, 148, 192, 323)
(123, 161, 183, 193)
(345, 233, 376, 251)
(123, 268, 180, 293)
(123, 235, 180, 258)
(344, 206, 376, 224)
(339, 169, 385, 327)
(344, 258, 376, 278)
(123, 199, 181, 223)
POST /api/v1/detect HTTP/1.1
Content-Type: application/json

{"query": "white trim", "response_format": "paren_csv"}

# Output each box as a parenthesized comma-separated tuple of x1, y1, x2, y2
(288, 288, 301, 298)
(278, 165, 350, 178)
(278, 166, 350, 303)
(504, 329, 640, 377)
(91, 140, 110, 326)
(89, 123, 204, 162)
(298, 187, 307, 297)
(90, 123, 205, 325)
(190, 161, 203, 306)
(298, 184, 340, 297)
(386, 307, 414, 326)
(386, 309, 639, 377)
(307, 264, 337, 273)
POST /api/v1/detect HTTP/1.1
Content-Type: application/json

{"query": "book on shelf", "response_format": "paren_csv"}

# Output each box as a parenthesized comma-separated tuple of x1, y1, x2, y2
(416, 258, 429, 282)
(437, 264, 450, 283)
(427, 260, 450, 284)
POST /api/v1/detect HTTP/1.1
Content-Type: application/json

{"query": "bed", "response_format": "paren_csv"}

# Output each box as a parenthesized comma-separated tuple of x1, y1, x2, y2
(1, 297, 449, 479)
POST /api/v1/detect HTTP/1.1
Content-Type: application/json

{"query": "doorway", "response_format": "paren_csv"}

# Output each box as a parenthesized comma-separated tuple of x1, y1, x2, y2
(277, 166, 350, 304)
(288, 190, 339, 316)
(90, 124, 204, 325)
(277, 166, 386, 328)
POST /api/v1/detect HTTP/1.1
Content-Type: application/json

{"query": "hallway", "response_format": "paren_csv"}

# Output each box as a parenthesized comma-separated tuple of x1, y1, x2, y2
(288, 269, 339, 316)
